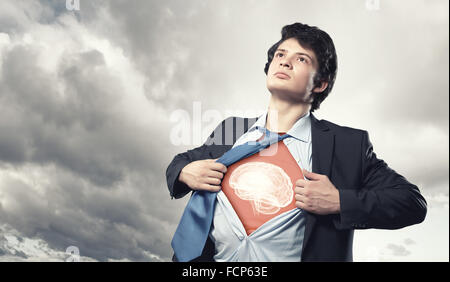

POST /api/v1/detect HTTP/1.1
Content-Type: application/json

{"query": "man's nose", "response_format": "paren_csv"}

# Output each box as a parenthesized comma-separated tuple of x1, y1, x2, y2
(279, 59, 291, 69)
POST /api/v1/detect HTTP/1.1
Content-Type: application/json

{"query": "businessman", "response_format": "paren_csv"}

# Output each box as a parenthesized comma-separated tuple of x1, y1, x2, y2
(166, 22, 427, 262)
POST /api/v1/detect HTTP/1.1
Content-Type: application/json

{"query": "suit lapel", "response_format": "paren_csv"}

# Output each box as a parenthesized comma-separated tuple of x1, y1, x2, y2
(302, 113, 335, 251)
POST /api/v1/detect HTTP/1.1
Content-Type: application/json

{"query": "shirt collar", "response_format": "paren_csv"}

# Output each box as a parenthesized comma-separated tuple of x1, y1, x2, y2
(248, 110, 311, 143)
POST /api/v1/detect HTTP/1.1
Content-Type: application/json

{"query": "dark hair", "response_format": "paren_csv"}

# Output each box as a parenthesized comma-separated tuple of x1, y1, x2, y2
(264, 23, 338, 112)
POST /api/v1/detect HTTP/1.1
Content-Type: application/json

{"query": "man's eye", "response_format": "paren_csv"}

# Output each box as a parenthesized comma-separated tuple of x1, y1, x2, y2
(276, 53, 284, 58)
(298, 57, 307, 63)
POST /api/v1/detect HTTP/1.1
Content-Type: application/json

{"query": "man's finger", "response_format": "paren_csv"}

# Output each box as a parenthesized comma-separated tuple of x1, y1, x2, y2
(302, 169, 323, 180)
(210, 162, 227, 173)
(294, 186, 306, 195)
(295, 200, 307, 210)
(200, 183, 222, 192)
(295, 179, 308, 187)
(295, 193, 307, 203)
(207, 170, 224, 179)
(205, 177, 222, 186)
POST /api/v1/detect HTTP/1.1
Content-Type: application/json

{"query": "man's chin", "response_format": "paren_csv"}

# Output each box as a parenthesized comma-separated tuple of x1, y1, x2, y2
(268, 89, 308, 102)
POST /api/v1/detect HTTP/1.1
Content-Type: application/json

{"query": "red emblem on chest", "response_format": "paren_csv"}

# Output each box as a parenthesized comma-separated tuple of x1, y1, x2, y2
(222, 140, 304, 235)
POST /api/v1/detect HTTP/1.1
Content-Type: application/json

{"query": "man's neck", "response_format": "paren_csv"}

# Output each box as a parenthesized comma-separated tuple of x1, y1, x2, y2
(265, 95, 311, 133)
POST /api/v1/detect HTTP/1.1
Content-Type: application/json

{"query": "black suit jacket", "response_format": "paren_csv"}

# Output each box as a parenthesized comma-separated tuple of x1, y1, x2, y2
(166, 113, 427, 262)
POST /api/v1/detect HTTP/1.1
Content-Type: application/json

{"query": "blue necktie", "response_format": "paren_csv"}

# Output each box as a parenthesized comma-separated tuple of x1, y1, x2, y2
(171, 128, 291, 262)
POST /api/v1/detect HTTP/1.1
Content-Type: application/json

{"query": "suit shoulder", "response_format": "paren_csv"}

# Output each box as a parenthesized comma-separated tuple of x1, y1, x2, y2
(319, 119, 368, 137)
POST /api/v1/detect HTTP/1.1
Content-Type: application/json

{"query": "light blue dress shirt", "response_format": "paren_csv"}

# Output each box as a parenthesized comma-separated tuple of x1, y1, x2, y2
(209, 111, 312, 262)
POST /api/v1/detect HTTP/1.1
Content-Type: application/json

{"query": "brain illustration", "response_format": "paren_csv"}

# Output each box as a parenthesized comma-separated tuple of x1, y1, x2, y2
(228, 162, 293, 215)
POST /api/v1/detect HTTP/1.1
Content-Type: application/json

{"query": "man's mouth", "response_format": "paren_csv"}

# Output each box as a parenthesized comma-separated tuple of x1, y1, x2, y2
(274, 72, 291, 79)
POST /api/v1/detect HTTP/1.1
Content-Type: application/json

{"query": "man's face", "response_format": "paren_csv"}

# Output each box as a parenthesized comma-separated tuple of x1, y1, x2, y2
(266, 38, 319, 103)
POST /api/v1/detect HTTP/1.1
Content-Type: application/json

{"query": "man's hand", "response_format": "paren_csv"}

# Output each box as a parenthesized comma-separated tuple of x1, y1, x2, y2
(294, 169, 341, 215)
(178, 159, 227, 192)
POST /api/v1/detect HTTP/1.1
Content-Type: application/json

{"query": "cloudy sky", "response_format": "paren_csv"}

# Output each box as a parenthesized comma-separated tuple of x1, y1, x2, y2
(0, 0, 448, 262)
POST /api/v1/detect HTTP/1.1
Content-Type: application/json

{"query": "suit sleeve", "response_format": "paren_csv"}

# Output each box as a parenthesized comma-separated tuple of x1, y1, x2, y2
(165, 119, 226, 199)
(334, 130, 427, 230)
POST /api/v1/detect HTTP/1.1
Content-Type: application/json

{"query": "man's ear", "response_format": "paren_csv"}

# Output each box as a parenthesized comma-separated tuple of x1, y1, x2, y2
(312, 81, 328, 93)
